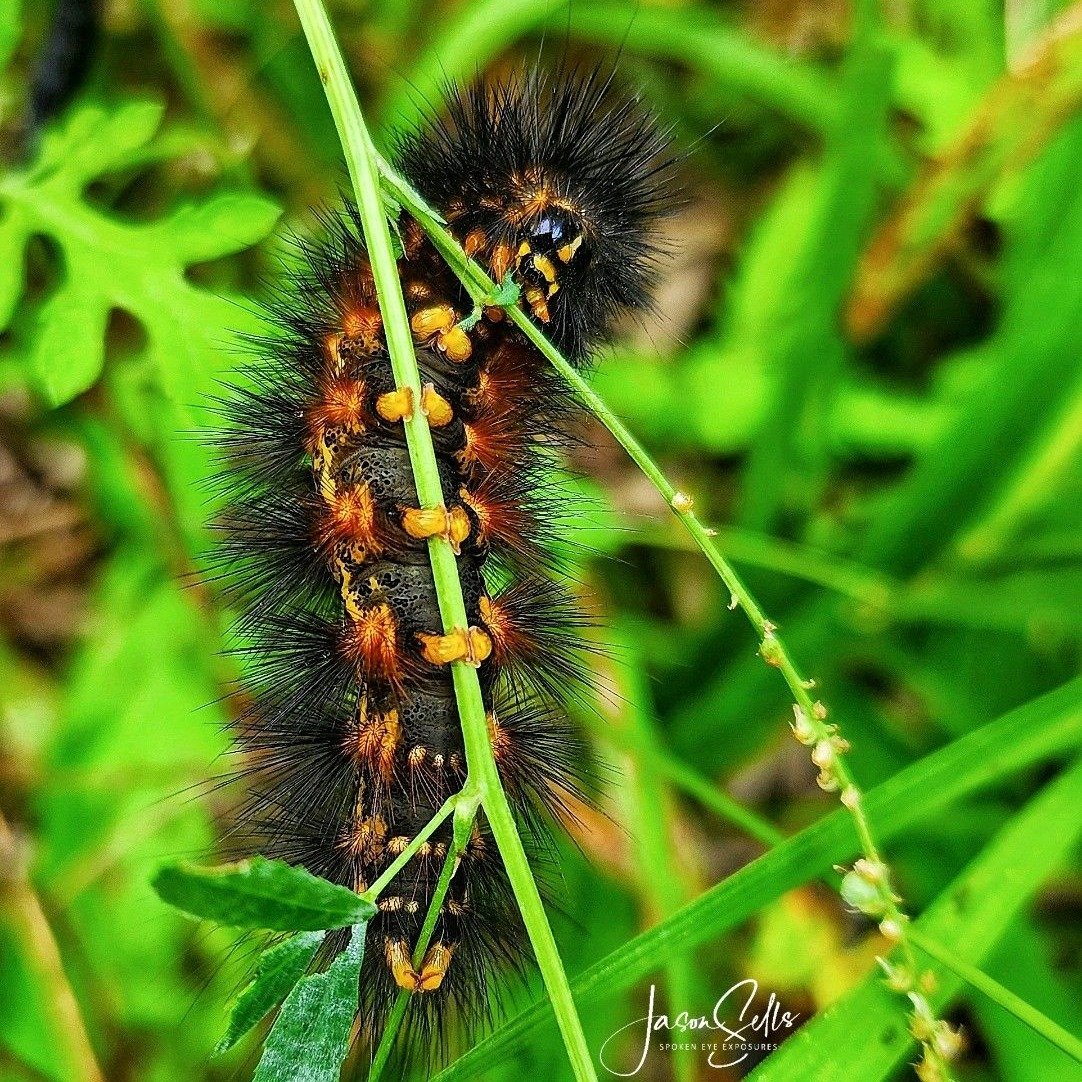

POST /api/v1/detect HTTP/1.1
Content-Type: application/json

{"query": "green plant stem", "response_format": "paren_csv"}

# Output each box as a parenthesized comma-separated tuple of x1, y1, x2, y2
(360, 794, 458, 904)
(369, 801, 479, 1082)
(291, 5, 596, 1080)
(908, 927, 1082, 1064)
(0, 813, 104, 1082)
(376, 157, 952, 1075)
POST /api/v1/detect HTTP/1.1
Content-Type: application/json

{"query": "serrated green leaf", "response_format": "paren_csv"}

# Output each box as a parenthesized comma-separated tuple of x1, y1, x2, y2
(152, 858, 377, 931)
(253, 923, 367, 1082)
(491, 272, 520, 307)
(216, 931, 325, 1055)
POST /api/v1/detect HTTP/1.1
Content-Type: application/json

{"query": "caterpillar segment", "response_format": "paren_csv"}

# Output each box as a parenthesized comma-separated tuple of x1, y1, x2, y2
(211, 66, 671, 1061)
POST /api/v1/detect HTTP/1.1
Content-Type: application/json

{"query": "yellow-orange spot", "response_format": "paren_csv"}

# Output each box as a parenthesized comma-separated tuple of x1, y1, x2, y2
(416, 626, 492, 667)
(401, 505, 471, 553)
(411, 304, 456, 339)
(417, 943, 454, 991)
(490, 243, 513, 282)
(324, 333, 344, 371)
(516, 240, 531, 259)
(532, 253, 557, 284)
(387, 939, 421, 992)
(313, 434, 337, 502)
(525, 286, 551, 323)
(420, 383, 453, 427)
(464, 229, 487, 257)
(438, 325, 472, 363)
(557, 235, 583, 263)
(407, 745, 427, 768)
(375, 386, 414, 423)
(379, 895, 404, 913)
(347, 706, 400, 778)
(457, 484, 489, 534)
(387, 835, 411, 856)
(406, 280, 432, 302)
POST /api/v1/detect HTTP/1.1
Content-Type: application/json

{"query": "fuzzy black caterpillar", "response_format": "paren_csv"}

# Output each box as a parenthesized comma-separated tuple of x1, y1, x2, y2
(210, 67, 673, 1061)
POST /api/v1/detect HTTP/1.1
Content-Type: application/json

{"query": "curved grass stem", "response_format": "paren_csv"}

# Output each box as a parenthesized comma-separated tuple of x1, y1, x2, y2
(376, 155, 959, 1081)
(291, 4, 596, 1080)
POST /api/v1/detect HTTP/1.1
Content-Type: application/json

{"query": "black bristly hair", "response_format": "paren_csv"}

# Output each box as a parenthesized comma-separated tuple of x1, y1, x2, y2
(208, 62, 674, 1070)
(396, 66, 676, 362)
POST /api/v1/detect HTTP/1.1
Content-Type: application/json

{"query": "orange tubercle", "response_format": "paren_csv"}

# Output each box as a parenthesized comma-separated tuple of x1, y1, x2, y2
(323, 484, 378, 549)
(375, 386, 414, 423)
(416, 625, 493, 667)
(342, 602, 399, 679)
(401, 505, 471, 553)
(411, 304, 456, 339)
(420, 383, 454, 426)
(438, 325, 473, 363)
(316, 376, 367, 431)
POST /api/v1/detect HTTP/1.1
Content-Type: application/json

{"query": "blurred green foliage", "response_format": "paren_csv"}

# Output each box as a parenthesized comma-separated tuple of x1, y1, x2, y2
(0, 2, 1079, 1081)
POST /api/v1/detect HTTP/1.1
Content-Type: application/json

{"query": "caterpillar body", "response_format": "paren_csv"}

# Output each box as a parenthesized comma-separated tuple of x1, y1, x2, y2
(212, 68, 672, 1058)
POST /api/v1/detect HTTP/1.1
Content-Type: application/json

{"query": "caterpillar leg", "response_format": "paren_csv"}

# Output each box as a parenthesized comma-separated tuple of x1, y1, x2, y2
(386, 938, 454, 993)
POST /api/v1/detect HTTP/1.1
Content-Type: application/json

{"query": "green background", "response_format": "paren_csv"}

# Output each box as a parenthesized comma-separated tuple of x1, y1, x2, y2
(0, 1, 1079, 1080)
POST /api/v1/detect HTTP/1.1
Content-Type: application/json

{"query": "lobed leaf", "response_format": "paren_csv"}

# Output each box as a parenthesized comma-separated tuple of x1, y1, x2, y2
(0, 99, 279, 407)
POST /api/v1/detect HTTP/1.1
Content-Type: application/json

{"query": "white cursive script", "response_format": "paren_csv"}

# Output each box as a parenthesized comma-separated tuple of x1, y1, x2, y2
(598, 981, 800, 1076)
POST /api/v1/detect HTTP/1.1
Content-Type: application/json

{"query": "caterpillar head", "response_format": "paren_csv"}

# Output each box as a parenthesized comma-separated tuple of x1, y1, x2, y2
(396, 67, 676, 362)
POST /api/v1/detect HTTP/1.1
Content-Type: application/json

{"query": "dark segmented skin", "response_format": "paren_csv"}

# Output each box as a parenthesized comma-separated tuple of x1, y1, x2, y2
(211, 66, 672, 1064)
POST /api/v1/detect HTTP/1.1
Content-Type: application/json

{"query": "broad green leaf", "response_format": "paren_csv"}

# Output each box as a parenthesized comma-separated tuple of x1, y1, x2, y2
(153, 858, 376, 931)
(217, 931, 326, 1054)
(748, 754, 1082, 1081)
(253, 923, 367, 1082)
(433, 679, 1082, 1080)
